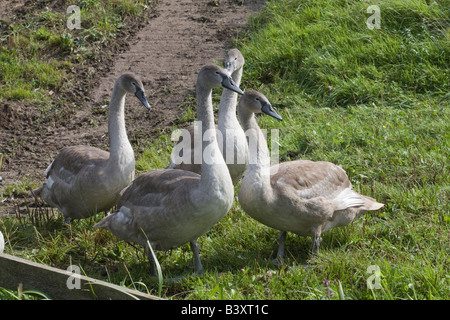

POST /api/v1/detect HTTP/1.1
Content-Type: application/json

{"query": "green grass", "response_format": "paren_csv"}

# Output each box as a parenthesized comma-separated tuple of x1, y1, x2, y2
(1, 0, 449, 300)
(240, 0, 449, 108)
(0, 286, 51, 300)
(0, 0, 152, 112)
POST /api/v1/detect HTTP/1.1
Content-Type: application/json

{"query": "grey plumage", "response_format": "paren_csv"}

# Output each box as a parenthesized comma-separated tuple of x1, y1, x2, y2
(168, 49, 247, 184)
(33, 73, 151, 222)
(237, 90, 384, 259)
(95, 65, 243, 275)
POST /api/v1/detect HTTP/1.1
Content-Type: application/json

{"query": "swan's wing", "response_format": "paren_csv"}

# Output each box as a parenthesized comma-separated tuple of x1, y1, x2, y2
(96, 169, 201, 247)
(42, 146, 109, 205)
(272, 160, 366, 209)
(271, 160, 350, 198)
(46, 145, 110, 180)
(118, 169, 200, 208)
(271, 160, 383, 212)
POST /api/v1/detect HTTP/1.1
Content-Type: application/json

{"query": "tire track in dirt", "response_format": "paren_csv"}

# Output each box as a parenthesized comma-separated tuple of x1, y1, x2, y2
(89, 0, 266, 145)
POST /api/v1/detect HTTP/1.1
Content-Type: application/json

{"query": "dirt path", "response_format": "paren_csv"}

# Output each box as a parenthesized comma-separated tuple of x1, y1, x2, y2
(0, 0, 24, 20)
(0, 0, 266, 214)
(89, 0, 265, 145)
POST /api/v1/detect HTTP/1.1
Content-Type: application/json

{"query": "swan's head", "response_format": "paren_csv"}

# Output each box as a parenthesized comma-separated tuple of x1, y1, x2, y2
(240, 90, 283, 121)
(117, 73, 152, 110)
(225, 48, 245, 73)
(198, 65, 244, 95)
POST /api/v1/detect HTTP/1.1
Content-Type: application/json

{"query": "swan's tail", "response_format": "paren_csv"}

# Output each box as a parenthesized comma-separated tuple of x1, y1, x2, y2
(334, 188, 384, 211)
(31, 185, 43, 198)
(93, 213, 112, 229)
(361, 195, 384, 211)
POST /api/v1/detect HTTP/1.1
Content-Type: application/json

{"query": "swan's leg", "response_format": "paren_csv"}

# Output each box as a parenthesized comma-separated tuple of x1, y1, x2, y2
(272, 230, 287, 265)
(312, 234, 322, 255)
(190, 239, 204, 275)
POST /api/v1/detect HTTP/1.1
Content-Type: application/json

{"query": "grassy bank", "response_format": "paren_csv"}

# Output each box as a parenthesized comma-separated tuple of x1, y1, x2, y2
(1, 0, 449, 300)
(0, 0, 152, 112)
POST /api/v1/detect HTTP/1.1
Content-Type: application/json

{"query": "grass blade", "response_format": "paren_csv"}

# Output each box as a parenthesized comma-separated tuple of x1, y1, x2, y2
(147, 240, 163, 297)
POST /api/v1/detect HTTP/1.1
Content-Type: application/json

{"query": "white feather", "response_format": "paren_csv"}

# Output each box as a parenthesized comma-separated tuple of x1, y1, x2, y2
(334, 188, 365, 211)
(45, 160, 54, 176)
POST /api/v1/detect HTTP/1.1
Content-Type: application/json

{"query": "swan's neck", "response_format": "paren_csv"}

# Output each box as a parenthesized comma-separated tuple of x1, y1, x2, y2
(218, 67, 242, 130)
(239, 106, 273, 195)
(197, 82, 232, 194)
(107, 85, 134, 167)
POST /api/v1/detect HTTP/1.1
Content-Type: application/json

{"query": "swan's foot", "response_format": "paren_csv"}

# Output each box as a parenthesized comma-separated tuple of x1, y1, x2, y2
(272, 256, 284, 266)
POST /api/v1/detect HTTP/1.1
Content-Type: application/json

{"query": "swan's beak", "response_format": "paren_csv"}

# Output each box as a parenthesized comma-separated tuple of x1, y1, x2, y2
(221, 75, 244, 95)
(261, 102, 282, 121)
(135, 87, 152, 110)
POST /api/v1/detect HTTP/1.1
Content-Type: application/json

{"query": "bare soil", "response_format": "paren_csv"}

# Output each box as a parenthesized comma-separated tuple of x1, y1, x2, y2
(0, 0, 266, 215)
